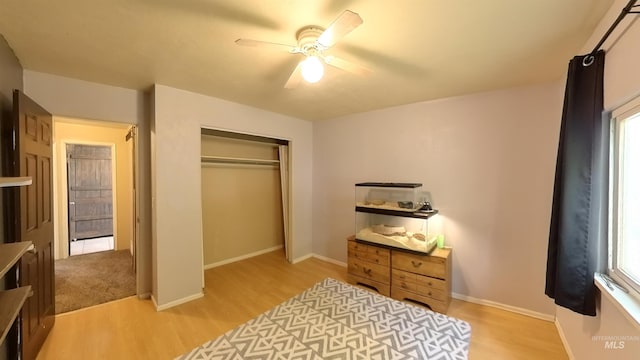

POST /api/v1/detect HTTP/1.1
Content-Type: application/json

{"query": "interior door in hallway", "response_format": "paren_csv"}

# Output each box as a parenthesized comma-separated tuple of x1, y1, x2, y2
(67, 144, 113, 243)
(5, 90, 56, 360)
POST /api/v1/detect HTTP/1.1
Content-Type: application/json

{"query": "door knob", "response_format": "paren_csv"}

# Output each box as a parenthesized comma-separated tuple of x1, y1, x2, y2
(27, 244, 37, 254)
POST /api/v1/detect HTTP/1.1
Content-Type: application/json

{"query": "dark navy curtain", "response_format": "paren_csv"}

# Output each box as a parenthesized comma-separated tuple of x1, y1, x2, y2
(546, 50, 608, 316)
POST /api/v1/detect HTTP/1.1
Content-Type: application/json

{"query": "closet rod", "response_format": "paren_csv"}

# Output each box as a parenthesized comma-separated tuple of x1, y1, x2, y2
(201, 155, 279, 166)
(585, 0, 639, 65)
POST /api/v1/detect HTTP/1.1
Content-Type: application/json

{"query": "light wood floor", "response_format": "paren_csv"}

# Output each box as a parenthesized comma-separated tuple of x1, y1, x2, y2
(37, 250, 568, 359)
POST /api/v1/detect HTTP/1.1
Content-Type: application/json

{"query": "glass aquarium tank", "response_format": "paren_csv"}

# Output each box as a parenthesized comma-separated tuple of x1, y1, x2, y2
(355, 182, 440, 253)
(355, 182, 429, 211)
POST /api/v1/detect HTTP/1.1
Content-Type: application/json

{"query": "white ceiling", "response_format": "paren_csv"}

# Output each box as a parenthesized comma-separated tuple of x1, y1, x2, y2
(0, 0, 614, 121)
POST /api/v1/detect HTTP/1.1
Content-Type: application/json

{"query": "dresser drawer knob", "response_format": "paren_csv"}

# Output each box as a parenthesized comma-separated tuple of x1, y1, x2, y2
(401, 282, 408, 288)
(428, 281, 433, 286)
(363, 268, 372, 275)
(411, 261, 422, 267)
(428, 291, 432, 296)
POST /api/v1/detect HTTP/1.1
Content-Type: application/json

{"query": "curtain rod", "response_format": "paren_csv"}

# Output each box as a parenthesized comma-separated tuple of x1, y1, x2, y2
(201, 155, 279, 166)
(584, 0, 639, 66)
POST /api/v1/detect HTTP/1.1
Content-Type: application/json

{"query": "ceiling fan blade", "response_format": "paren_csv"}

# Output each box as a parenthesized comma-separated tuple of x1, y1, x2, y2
(235, 39, 296, 53)
(323, 55, 372, 76)
(317, 10, 363, 48)
(284, 62, 303, 89)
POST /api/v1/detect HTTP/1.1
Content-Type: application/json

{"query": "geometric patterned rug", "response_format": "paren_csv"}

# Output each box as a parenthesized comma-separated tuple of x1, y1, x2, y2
(177, 278, 471, 359)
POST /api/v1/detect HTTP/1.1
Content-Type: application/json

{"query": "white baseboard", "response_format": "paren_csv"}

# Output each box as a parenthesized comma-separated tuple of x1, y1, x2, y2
(554, 317, 575, 360)
(203, 245, 284, 270)
(290, 253, 347, 267)
(153, 292, 204, 311)
(452, 292, 555, 322)
(291, 253, 314, 264)
(311, 254, 347, 267)
(137, 292, 151, 300)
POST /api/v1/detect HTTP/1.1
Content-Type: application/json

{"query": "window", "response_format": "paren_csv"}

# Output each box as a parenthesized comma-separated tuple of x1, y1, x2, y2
(610, 98, 640, 296)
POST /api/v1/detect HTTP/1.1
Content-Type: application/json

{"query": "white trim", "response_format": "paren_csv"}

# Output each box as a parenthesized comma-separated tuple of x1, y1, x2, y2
(291, 253, 314, 264)
(611, 92, 640, 119)
(595, 274, 640, 331)
(203, 245, 284, 270)
(154, 292, 204, 311)
(451, 292, 555, 322)
(311, 254, 347, 267)
(292, 253, 347, 267)
(554, 317, 575, 360)
(137, 292, 151, 300)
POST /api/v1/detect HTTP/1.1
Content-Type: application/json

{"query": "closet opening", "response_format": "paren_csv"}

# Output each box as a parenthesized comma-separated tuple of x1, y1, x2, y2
(200, 128, 291, 276)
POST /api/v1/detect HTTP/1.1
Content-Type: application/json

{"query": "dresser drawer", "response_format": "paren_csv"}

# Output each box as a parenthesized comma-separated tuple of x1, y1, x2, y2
(393, 278, 417, 292)
(392, 269, 417, 283)
(415, 285, 447, 302)
(348, 240, 368, 253)
(347, 274, 391, 297)
(392, 269, 447, 301)
(365, 247, 390, 266)
(416, 274, 446, 291)
(348, 258, 390, 284)
(349, 241, 390, 266)
(392, 251, 446, 278)
(391, 287, 449, 314)
(348, 247, 368, 261)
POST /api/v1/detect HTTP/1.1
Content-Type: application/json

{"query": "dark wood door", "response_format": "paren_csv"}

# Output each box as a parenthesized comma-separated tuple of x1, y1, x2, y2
(66, 144, 113, 242)
(9, 90, 55, 360)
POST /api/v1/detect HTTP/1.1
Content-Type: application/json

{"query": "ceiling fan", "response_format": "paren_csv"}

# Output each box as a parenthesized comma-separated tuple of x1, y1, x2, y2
(235, 10, 371, 88)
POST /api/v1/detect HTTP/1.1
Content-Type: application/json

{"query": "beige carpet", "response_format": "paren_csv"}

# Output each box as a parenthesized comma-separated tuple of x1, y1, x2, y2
(55, 250, 136, 314)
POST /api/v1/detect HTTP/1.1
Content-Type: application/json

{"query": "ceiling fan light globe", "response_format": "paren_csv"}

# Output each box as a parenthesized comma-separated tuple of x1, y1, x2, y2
(301, 56, 324, 83)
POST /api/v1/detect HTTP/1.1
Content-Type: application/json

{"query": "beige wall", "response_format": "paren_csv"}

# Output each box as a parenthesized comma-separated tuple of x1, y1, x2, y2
(22, 70, 152, 297)
(151, 84, 312, 309)
(554, 1, 640, 359)
(313, 81, 563, 317)
(53, 118, 134, 259)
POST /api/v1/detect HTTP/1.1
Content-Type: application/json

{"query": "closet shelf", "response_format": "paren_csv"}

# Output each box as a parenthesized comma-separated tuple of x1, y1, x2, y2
(201, 155, 279, 166)
(0, 242, 33, 279)
(0, 177, 32, 188)
(0, 242, 34, 345)
(0, 286, 32, 344)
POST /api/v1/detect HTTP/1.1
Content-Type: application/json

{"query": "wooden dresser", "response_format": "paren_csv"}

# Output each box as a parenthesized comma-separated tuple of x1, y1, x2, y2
(390, 248, 451, 313)
(347, 235, 391, 296)
(347, 236, 452, 313)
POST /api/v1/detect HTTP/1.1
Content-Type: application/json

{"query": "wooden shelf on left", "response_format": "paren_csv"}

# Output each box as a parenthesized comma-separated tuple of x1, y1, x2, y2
(0, 176, 32, 187)
(0, 286, 32, 344)
(0, 242, 32, 278)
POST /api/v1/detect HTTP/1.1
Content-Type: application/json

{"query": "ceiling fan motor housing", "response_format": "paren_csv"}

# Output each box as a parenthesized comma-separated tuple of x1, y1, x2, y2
(296, 26, 325, 55)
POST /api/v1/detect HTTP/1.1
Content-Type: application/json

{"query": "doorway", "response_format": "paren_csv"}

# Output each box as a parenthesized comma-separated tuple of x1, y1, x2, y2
(52, 117, 137, 313)
(66, 143, 115, 256)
